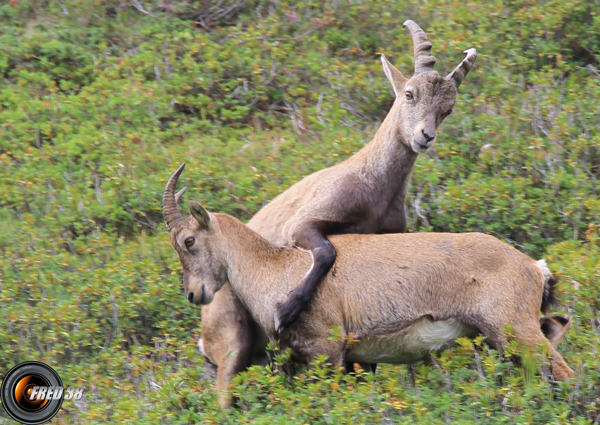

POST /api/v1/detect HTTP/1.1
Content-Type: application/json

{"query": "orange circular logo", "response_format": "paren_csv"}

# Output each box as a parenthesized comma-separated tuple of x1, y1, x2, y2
(1, 362, 64, 424)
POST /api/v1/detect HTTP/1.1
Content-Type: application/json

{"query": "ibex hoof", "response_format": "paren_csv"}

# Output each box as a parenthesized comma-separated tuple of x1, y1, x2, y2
(275, 296, 307, 334)
(274, 315, 284, 334)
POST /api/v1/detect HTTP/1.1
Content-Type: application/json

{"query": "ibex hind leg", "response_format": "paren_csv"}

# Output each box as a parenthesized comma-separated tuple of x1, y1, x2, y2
(512, 322, 574, 381)
(275, 222, 336, 333)
(479, 318, 574, 381)
(540, 314, 571, 348)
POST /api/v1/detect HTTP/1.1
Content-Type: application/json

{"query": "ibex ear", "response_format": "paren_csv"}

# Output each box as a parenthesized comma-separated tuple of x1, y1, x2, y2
(381, 54, 408, 97)
(189, 201, 211, 229)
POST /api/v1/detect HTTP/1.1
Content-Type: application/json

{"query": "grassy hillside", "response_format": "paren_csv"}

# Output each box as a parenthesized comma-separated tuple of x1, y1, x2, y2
(1, 0, 599, 423)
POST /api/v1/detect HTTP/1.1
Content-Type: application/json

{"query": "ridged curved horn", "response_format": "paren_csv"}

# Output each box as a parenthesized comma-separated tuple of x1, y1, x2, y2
(403, 20, 436, 74)
(175, 187, 188, 204)
(447, 48, 477, 88)
(163, 163, 186, 232)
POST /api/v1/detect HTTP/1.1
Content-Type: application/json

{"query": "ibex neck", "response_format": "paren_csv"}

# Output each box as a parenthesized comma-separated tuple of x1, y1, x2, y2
(215, 214, 308, 331)
(354, 104, 418, 183)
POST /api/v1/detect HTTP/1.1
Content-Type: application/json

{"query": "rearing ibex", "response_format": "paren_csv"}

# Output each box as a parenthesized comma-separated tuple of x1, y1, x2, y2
(163, 167, 575, 389)
(253, 21, 478, 333)
(183, 20, 478, 407)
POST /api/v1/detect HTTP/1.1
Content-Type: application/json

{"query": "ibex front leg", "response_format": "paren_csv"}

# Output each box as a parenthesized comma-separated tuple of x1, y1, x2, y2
(275, 221, 336, 333)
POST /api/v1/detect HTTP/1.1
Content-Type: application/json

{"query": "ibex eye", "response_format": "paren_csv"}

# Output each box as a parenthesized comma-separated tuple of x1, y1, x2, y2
(184, 237, 195, 248)
(405, 91, 413, 100)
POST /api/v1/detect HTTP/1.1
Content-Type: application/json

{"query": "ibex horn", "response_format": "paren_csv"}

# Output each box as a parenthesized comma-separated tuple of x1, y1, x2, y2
(403, 20, 436, 74)
(163, 163, 186, 232)
(447, 48, 477, 88)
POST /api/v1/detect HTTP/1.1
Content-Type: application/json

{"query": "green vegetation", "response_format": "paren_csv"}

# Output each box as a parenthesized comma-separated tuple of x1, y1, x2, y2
(1, 0, 599, 423)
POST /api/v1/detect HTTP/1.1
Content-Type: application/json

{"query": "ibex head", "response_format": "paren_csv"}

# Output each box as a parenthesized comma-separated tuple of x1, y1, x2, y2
(163, 163, 228, 306)
(381, 20, 477, 154)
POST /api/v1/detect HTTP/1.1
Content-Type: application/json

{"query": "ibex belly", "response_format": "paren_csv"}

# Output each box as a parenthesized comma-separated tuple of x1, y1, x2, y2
(345, 316, 477, 364)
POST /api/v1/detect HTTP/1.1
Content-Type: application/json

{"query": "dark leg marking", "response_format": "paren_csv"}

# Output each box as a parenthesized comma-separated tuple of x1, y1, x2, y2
(275, 222, 336, 333)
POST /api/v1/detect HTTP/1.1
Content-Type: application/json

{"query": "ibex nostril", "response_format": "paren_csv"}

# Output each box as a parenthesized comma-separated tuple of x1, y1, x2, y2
(422, 129, 435, 143)
(187, 292, 194, 303)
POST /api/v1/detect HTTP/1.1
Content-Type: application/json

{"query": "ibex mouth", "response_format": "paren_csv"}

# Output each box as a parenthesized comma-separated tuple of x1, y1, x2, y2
(411, 139, 434, 153)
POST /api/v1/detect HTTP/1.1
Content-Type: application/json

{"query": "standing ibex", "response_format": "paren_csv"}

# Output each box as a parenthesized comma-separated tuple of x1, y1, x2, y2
(163, 167, 575, 388)
(186, 20, 478, 406)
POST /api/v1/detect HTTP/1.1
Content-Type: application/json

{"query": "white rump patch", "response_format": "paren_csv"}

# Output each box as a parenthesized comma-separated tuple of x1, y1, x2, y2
(198, 338, 205, 356)
(537, 259, 552, 284)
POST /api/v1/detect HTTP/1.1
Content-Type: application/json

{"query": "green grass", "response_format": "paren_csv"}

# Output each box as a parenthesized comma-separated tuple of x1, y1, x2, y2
(1, 0, 599, 423)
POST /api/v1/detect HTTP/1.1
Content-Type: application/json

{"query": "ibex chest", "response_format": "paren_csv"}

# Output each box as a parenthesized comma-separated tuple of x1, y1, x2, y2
(364, 170, 411, 233)
(334, 186, 409, 235)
